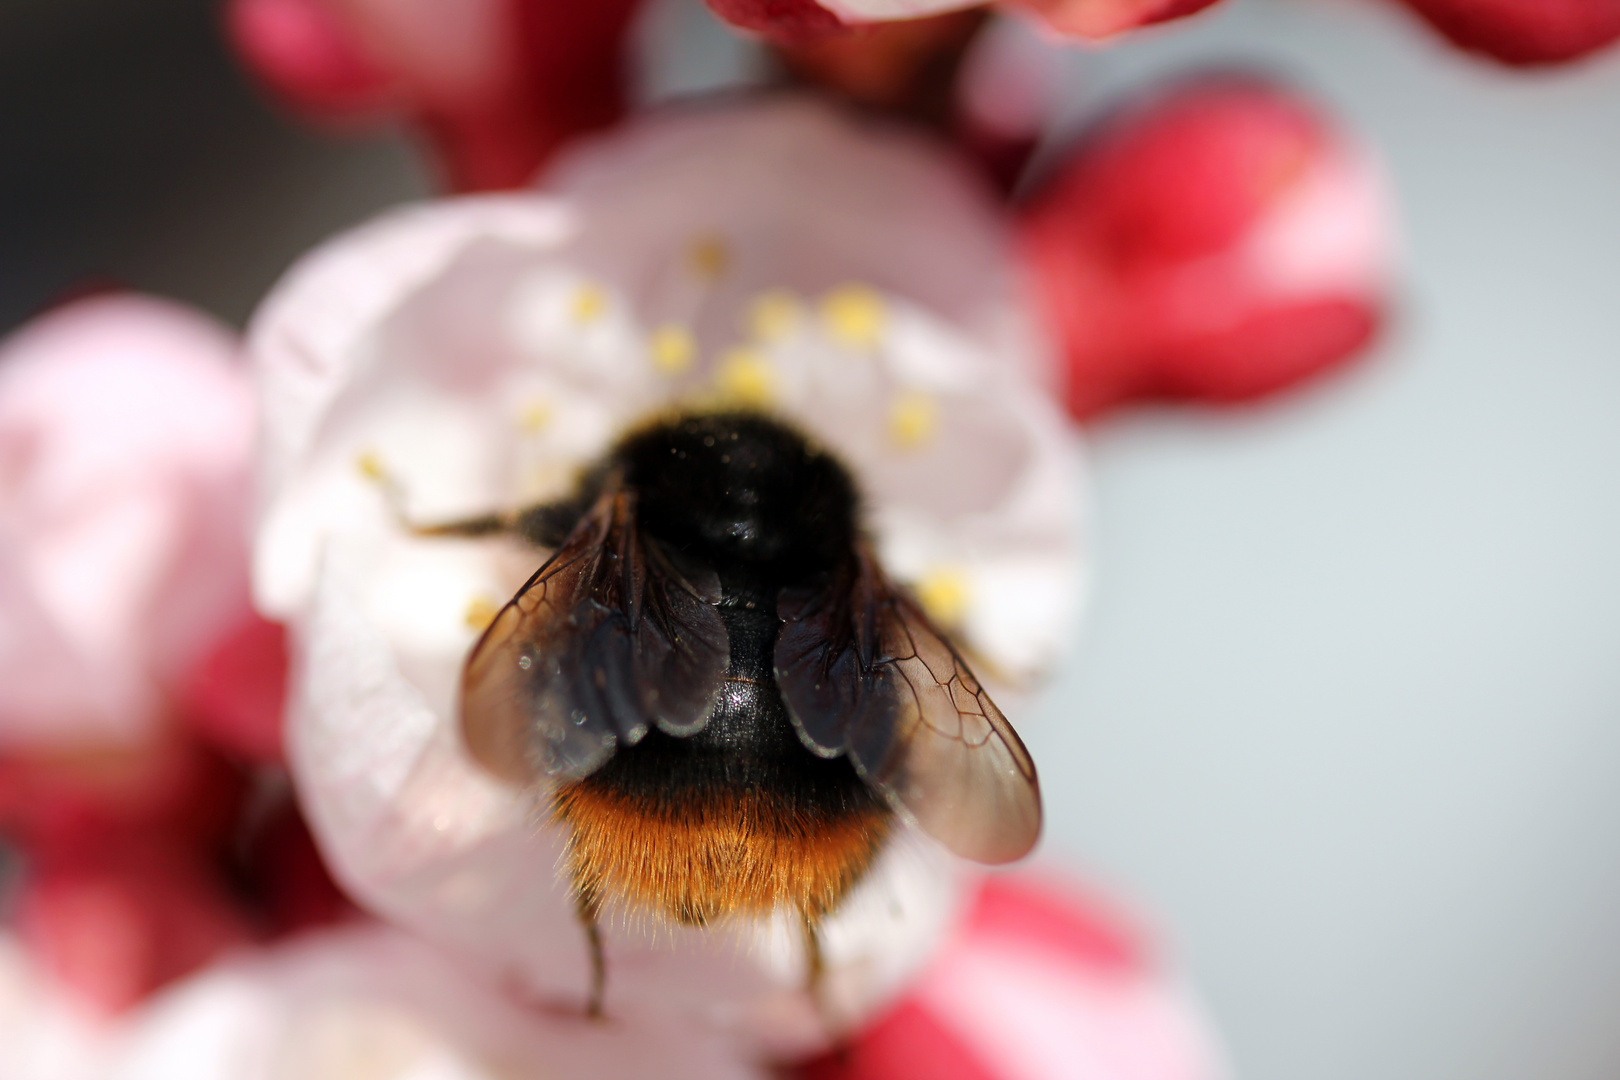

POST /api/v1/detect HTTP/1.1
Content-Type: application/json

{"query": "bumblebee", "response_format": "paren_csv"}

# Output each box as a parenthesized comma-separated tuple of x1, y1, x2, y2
(434, 410, 1040, 1016)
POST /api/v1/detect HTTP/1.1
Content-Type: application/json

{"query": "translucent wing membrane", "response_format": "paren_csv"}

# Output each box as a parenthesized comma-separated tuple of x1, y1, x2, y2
(460, 487, 729, 784)
(775, 549, 1042, 864)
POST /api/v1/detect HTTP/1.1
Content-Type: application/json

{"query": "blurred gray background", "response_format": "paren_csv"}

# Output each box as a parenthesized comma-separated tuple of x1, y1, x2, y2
(3, 0, 1619, 1077)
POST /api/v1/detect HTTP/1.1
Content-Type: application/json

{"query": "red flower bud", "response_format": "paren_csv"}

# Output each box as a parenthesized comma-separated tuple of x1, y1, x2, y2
(1006, 0, 1222, 40)
(704, 0, 849, 42)
(1021, 79, 1393, 418)
(225, 0, 399, 120)
(178, 613, 290, 765)
(1395, 0, 1620, 66)
(16, 837, 256, 1014)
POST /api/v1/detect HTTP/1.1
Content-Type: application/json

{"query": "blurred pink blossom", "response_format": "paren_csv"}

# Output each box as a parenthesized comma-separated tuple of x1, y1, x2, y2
(226, 0, 642, 190)
(800, 872, 1226, 1080)
(1020, 78, 1395, 418)
(0, 295, 321, 1014)
(0, 295, 258, 753)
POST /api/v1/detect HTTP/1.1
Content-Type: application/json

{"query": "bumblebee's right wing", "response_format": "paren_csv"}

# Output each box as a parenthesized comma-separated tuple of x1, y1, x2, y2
(775, 548, 1041, 865)
(459, 487, 729, 785)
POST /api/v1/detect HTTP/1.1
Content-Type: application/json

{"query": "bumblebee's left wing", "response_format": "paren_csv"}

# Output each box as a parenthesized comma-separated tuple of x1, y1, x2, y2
(460, 486, 729, 785)
(775, 549, 1042, 865)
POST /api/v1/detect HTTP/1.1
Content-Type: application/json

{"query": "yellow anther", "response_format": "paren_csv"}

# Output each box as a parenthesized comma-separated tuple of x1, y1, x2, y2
(747, 290, 803, 343)
(689, 235, 730, 281)
(715, 347, 776, 408)
(570, 282, 608, 324)
(355, 450, 390, 484)
(518, 399, 552, 433)
(649, 324, 697, 375)
(915, 567, 971, 629)
(820, 284, 886, 350)
(464, 594, 501, 632)
(888, 391, 940, 450)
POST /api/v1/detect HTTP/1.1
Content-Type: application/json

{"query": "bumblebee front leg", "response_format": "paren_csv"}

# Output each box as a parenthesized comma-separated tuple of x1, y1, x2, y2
(395, 500, 584, 550)
(576, 889, 608, 1020)
(404, 511, 525, 540)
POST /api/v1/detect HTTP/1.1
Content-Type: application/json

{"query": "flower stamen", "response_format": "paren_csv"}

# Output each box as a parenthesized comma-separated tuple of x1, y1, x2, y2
(915, 566, 972, 629)
(747, 290, 803, 343)
(519, 400, 553, 433)
(887, 391, 940, 450)
(464, 594, 500, 631)
(649, 325, 697, 375)
(821, 284, 886, 350)
(715, 347, 776, 407)
(689, 235, 731, 282)
(570, 283, 608, 325)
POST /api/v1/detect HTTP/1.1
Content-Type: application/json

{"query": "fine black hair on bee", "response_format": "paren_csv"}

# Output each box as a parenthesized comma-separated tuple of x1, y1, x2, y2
(432, 410, 1040, 1020)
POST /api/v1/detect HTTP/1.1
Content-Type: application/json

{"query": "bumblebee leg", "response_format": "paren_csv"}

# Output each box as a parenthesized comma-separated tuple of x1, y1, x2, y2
(392, 499, 584, 548)
(802, 909, 839, 1039)
(356, 452, 522, 538)
(576, 890, 607, 1020)
(404, 511, 522, 539)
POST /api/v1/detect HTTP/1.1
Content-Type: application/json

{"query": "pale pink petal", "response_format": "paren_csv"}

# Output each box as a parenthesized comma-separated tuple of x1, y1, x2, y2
(0, 932, 111, 1080)
(109, 926, 767, 1080)
(0, 926, 768, 1080)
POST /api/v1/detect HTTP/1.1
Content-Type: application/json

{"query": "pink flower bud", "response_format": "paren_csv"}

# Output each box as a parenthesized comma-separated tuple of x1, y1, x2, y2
(704, 0, 849, 41)
(1393, 0, 1620, 65)
(178, 612, 290, 764)
(705, 0, 1224, 42)
(1004, 0, 1222, 40)
(15, 836, 257, 1014)
(225, 0, 400, 120)
(226, 0, 643, 190)
(0, 733, 248, 854)
(1020, 78, 1394, 418)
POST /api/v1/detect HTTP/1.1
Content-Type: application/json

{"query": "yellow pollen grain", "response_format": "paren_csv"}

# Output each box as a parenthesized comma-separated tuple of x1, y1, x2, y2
(915, 567, 971, 629)
(689, 235, 730, 281)
(715, 347, 776, 408)
(888, 391, 940, 450)
(518, 399, 552, 433)
(747, 290, 803, 343)
(464, 594, 500, 632)
(649, 324, 697, 374)
(820, 284, 886, 349)
(355, 450, 390, 484)
(570, 282, 608, 324)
